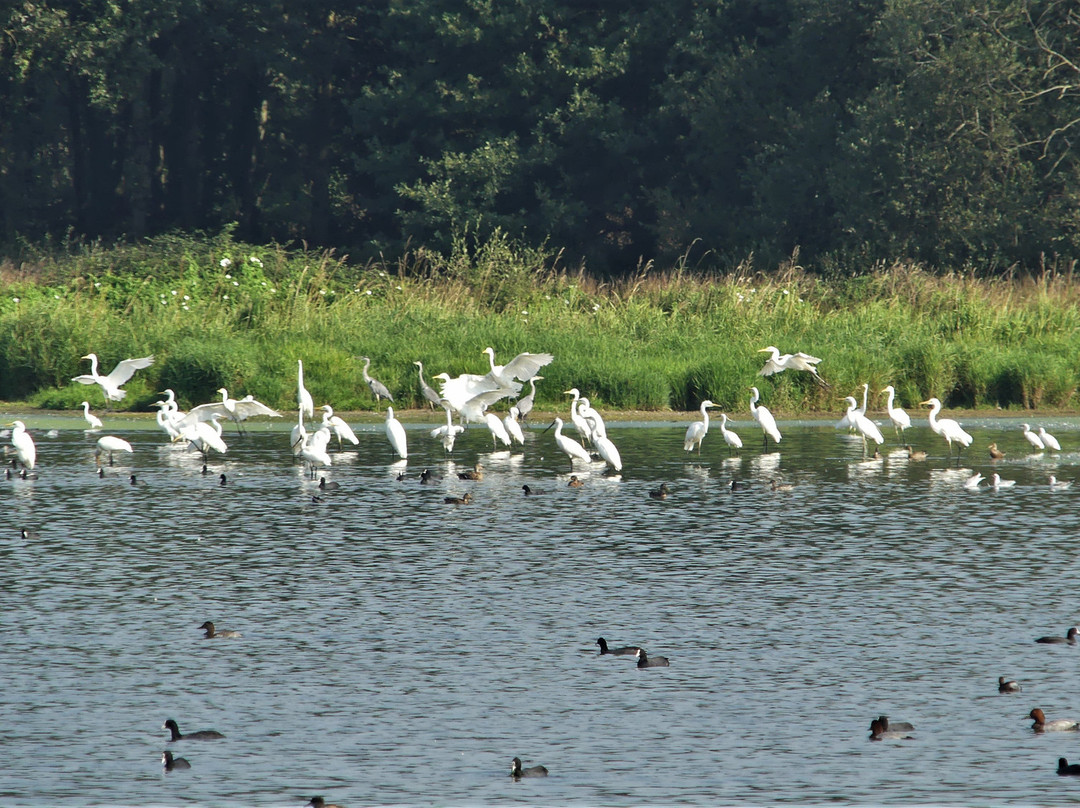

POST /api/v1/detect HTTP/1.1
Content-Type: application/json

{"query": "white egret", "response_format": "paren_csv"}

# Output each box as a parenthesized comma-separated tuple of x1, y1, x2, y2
(297, 360, 314, 420)
(757, 346, 829, 387)
(431, 403, 465, 453)
(550, 417, 592, 470)
(1022, 424, 1044, 450)
(920, 398, 973, 463)
(8, 421, 36, 471)
(836, 383, 868, 432)
(504, 407, 526, 445)
(433, 372, 509, 416)
(579, 397, 607, 439)
(991, 473, 1016, 489)
(1038, 427, 1062, 451)
(963, 472, 984, 490)
(290, 408, 307, 456)
(181, 388, 281, 435)
(749, 387, 782, 451)
(300, 428, 332, 477)
(881, 385, 911, 436)
(684, 400, 716, 454)
(413, 361, 443, 409)
(482, 346, 553, 392)
(448, 385, 517, 424)
(592, 431, 623, 472)
(71, 353, 154, 402)
(483, 411, 512, 449)
(719, 413, 743, 452)
(360, 357, 394, 406)
(182, 414, 229, 457)
(320, 405, 359, 449)
(385, 406, 408, 459)
(564, 388, 594, 444)
(841, 395, 885, 455)
(516, 376, 542, 422)
(94, 436, 133, 466)
(151, 401, 182, 440)
(80, 401, 103, 430)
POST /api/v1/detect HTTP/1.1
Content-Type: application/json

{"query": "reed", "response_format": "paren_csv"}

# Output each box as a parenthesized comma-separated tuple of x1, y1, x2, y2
(1, 233, 1079, 414)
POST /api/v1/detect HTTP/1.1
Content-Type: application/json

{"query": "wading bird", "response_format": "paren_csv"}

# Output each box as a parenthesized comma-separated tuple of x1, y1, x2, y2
(297, 360, 314, 420)
(320, 405, 358, 449)
(749, 387, 782, 451)
(8, 421, 36, 471)
(413, 361, 442, 409)
(757, 346, 829, 387)
(385, 406, 408, 459)
(684, 399, 716, 455)
(841, 395, 884, 456)
(719, 413, 743, 453)
(920, 398, 973, 464)
(81, 401, 103, 430)
(549, 417, 592, 470)
(360, 356, 394, 406)
(94, 436, 133, 466)
(1022, 423, 1044, 451)
(72, 353, 155, 403)
(880, 385, 911, 436)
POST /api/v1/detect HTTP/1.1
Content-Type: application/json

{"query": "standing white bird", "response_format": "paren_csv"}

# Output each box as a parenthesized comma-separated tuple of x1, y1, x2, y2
(880, 385, 911, 436)
(297, 360, 314, 420)
(482, 347, 553, 392)
(320, 405, 359, 449)
(749, 387, 782, 450)
(504, 407, 526, 446)
(1038, 427, 1062, 452)
(94, 436, 133, 466)
(757, 346, 829, 387)
(413, 361, 443, 409)
(181, 414, 229, 457)
(361, 357, 394, 406)
(300, 427, 332, 477)
(516, 376, 542, 422)
(579, 398, 607, 439)
(483, 411, 512, 449)
(152, 401, 182, 440)
(836, 383, 868, 432)
(385, 406, 408, 459)
(841, 395, 884, 455)
(564, 388, 594, 445)
(719, 413, 743, 452)
(684, 400, 716, 454)
(550, 417, 593, 470)
(431, 403, 465, 452)
(80, 401, 103, 430)
(1022, 424, 1045, 451)
(8, 420, 36, 471)
(71, 353, 155, 402)
(592, 431, 623, 472)
(920, 398, 973, 462)
(290, 408, 307, 456)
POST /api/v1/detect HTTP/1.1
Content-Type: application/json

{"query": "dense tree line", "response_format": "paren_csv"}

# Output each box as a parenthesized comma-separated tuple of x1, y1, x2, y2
(1, 0, 1077, 273)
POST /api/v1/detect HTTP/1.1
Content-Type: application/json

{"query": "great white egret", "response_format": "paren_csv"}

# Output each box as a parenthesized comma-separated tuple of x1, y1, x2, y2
(81, 401, 103, 430)
(920, 398, 973, 463)
(385, 406, 408, 459)
(990, 473, 1016, 489)
(320, 405, 359, 449)
(550, 417, 592, 469)
(579, 397, 607, 439)
(1022, 424, 1044, 450)
(8, 421, 36, 471)
(836, 383, 868, 432)
(484, 411, 512, 449)
(1039, 427, 1062, 451)
(880, 385, 911, 436)
(684, 400, 716, 454)
(564, 388, 594, 444)
(517, 376, 542, 422)
(71, 353, 155, 402)
(360, 356, 394, 406)
(297, 360, 314, 420)
(300, 428, 332, 477)
(482, 346, 552, 392)
(749, 387, 782, 450)
(841, 395, 884, 455)
(718, 413, 743, 452)
(431, 404, 465, 452)
(290, 408, 307, 456)
(757, 346, 829, 387)
(94, 436, 133, 466)
(504, 407, 526, 445)
(434, 371, 504, 414)
(413, 361, 442, 409)
(182, 414, 229, 457)
(592, 431, 623, 472)
(180, 388, 281, 434)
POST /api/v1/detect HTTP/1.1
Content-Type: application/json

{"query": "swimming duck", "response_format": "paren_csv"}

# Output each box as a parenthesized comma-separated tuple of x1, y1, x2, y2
(873, 716, 914, 732)
(522, 485, 546, 496)
(1059, 758, 1080, 776)
(636, 649, 670, 668)
(1035, 627, 1079, 644)
(162, 750, 191, 771)
(458, 463, 484, 481)
(419, 468, 442, 484)
(905, 445, 927, 461)
(649, 483, 671, 500)
(567, 475, 584, 488)
(164, 719, 224, 741)
(200, 621, 241, 639)
(998, 677, 1021, 693)
(510, 757, 548, 778)
(988, 443, 1005, 459)
(1029, 708, 1080, 732)
(307, 798, 347, 808)
(318, 477, 340, 490)
(444, 492, 473, 505)
(869, 719, 913, 741)
(596, 637, 641, 656)
(771, 479, 793, 492)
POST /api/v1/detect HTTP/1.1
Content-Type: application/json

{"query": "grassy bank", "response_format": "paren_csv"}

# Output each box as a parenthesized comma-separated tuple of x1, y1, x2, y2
(1, 231, 1079, 415)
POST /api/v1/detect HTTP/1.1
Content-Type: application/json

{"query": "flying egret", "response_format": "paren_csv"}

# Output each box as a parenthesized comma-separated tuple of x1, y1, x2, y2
(431, 403, 465, 453)
(180, 388, 281, 435)
(8, 421, 36, 471)
(413, 361, 443, 409)
(483, 411, 512, 449)
(841, 395, 885, 456)
(516, 376, 542, 422)
(920, 398, 973, 463)
(757, 346, 829, 387)
(1038, 427, 1062, 451)
(482, 346, 553, 392)
(683, 399, 716, 454)
(320, 405, 359, 449)
(360, 357, 394, 406)
(1022, 424, 1044, 450)
(384, 406, 408, 459)
(297, 360, 314, 420)
(749, 387, 782, 451)
(550, 417, 592, 470)
(881, 385, 911, 436)
(80, 401, 103, 430)
(719, 413, 743, 452)
(991, 473, 1016, 489)
(71, 353, 155, 403)
(564, 388, 594, 445)
(433, 372, 502, 414)
(94, 436, 133, 466)
(504, 406, 526, 445)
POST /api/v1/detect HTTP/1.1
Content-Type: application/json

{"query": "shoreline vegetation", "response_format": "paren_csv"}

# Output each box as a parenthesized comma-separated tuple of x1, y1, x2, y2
(1, 231, 1079, 417)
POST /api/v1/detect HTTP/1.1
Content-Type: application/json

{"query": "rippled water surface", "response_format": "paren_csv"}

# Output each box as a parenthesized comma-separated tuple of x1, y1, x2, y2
(3, 412, 1080, 807)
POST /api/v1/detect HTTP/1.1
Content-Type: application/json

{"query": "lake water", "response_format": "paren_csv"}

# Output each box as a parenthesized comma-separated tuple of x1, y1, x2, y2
(3, 411, 1080, 807)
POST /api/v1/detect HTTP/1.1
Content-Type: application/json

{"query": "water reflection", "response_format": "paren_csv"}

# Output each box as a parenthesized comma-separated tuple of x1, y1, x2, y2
(1, 415, 1080, 805)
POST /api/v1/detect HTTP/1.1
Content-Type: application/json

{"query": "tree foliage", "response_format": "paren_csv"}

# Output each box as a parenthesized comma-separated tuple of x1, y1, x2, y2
(0, 0, 1077, 272)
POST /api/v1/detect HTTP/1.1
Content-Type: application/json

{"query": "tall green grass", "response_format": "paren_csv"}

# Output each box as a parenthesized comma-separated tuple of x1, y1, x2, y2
(1, 231, 1079, 414)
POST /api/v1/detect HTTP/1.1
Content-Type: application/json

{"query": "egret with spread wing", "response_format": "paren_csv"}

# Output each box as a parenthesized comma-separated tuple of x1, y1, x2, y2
(757, 346, 828, 388)
(72, 353, 155, 402)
